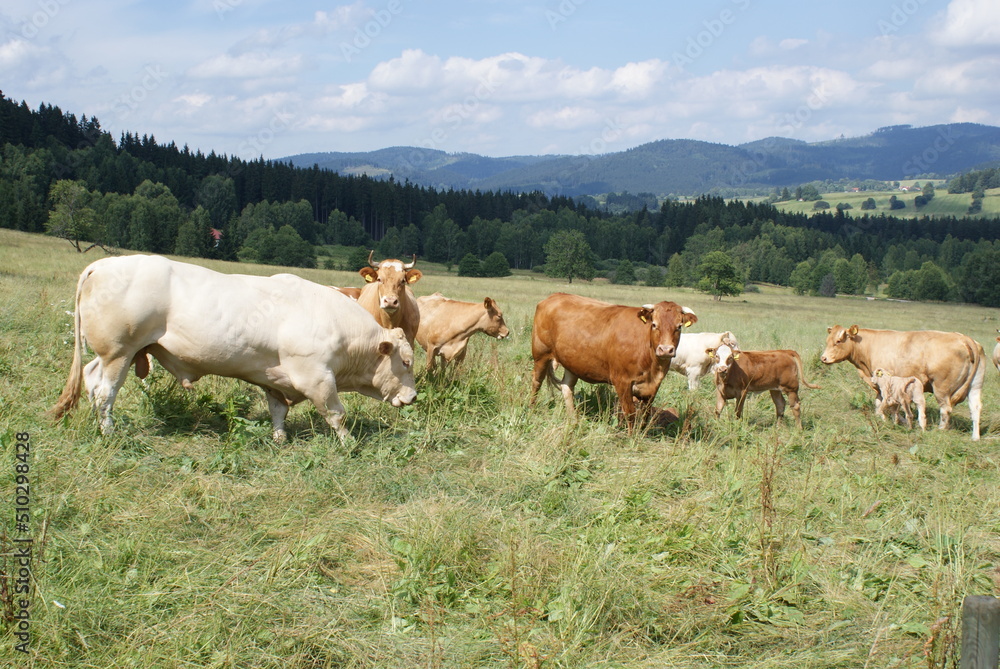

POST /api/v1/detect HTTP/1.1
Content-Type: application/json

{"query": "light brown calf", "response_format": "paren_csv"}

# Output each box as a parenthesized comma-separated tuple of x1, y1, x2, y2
(708, 344, 820, 428)
(416, 293, 509, 371)
(870, 368, 926, 430)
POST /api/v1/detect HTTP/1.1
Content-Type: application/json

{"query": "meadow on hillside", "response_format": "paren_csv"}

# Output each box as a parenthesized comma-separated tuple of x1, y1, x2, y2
(2, 228, 999, 668)
(771, 186, 1000, 219)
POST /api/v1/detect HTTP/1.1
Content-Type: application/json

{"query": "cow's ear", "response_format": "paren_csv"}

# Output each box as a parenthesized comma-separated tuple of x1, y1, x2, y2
(377, 340, 394, 356)
(405, 269, 423, 283)
(637, 307, 653, 324)
(360, 267, 378, 283)
(681, 307, 697, 327)
(484, 297, 496, 311)
(827, 326, 834, 333)
(875, 369, 883, 377)
(705, 348, 715, 359)
(848, 325, 859, 337)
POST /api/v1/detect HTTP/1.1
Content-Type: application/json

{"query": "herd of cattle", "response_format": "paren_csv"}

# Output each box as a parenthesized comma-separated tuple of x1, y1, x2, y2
(52, 254, 1000, 442)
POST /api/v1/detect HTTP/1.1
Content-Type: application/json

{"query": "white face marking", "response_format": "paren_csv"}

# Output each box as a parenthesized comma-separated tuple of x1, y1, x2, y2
(713, 344, 734, 373)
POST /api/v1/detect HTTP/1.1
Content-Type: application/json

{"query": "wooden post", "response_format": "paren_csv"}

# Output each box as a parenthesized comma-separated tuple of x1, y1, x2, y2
(961, 595, 1000, 669)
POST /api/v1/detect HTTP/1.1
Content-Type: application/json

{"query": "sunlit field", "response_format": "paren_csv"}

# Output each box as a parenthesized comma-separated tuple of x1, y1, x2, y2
(771, 186, 1000, 219)
(2, 228, 999, 668)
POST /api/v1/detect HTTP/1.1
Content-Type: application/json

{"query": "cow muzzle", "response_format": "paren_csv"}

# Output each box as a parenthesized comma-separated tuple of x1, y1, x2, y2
(391, 387, 418, 407)
(655, 344, 676, 359)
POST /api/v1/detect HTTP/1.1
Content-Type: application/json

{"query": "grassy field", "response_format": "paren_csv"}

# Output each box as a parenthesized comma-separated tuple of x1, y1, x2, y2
(771, 185, 1000, 219)
(2, 228, 1000, 668)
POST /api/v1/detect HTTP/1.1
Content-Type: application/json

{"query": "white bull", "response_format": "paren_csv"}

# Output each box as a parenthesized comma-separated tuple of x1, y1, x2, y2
(671, 331, 740, 390)
(52, 255, 417, 441)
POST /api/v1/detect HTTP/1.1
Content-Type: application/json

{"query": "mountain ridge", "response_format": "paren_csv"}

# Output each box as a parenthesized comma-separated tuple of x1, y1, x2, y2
(283, 123, 1000, 197)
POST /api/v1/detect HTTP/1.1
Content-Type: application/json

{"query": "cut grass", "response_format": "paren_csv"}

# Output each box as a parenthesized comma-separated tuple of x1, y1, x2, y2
(2, 228, 999, 667)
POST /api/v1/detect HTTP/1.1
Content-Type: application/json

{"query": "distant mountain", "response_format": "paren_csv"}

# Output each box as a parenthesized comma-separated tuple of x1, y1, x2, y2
(283, 123, 1000, 197)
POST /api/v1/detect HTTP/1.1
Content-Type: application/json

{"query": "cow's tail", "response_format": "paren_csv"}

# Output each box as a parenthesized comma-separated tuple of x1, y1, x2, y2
(795, 353, 821, 390)
(50, 267, 90, 419)
(952, 337, 985, 405)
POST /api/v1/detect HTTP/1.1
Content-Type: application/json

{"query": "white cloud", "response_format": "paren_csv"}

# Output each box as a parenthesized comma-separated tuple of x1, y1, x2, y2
(937, 0, 1000, 46)
(778, 38, 808, 50)
(188, 52, 303, 79)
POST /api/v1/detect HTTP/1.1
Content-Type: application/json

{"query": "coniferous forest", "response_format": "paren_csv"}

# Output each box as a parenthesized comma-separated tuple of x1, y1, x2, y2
(3, 92, 1000, 306)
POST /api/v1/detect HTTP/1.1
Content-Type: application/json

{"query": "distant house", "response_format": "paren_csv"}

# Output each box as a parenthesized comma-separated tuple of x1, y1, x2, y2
(210, 228, 223, 248)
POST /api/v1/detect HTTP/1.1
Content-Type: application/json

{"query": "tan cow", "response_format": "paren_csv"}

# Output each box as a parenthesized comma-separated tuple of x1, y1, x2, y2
(707, 344, 820, 428)
(821, 325, 985, 440)
(356, 251, 422, 346)
(332, 286, 362, 301)
(415, 293, 510, 371)
(51, 255, 417, 441)
(530, 293, 697, 427)
(870, 368, 927, 430)
(993, 332, 999, 374)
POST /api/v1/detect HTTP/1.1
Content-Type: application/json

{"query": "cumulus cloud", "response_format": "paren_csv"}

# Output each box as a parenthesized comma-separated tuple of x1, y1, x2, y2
(937, 0, 1000, 46)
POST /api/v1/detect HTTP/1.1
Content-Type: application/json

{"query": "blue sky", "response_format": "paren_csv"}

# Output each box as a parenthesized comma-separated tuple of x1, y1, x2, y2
(2, 0, 998, 160)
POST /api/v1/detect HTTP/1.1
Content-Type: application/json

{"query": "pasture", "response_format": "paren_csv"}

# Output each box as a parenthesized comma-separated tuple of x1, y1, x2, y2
(771, 186, 1000, 219)
(2, 228, 999, 668)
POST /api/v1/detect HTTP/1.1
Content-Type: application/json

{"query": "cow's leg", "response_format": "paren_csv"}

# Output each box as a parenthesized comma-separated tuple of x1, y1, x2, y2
(90, 355, 132, 435)
(83, 358, 103, 405)
(714, 390, 727, 419)
(901, 401, 914, 429)
(967, 363, 984, 441)
(425, 346, 440, 373)
(785, 389, 802, 429)
(558, 370, 579, 416)
(769, 389, 786, 420)
(936, 395, 953, 432)
(733, 391, 748, 419)
(686, 368, 700, 391)
(529, 357, 551, 407)
(914, 395, 927, 431)
(308, 387, 351, 440)
(264, 388, 291, 443)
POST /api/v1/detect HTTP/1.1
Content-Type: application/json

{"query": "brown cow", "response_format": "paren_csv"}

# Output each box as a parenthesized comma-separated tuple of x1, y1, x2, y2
(707, 344, 820, 428)
(356, 251, 422, 346)
(529, 293, 697, 427)
(416, 293, 510, 372)
(820, 325, 985, 440)
(870, 368, 926, 430)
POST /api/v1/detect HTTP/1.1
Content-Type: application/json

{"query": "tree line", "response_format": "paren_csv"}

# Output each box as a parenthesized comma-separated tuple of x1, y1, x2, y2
(3, 93, 1000, 307)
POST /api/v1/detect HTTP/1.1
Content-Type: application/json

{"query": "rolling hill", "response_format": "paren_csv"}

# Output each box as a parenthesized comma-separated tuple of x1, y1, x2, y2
(284, 123, 1000, 197)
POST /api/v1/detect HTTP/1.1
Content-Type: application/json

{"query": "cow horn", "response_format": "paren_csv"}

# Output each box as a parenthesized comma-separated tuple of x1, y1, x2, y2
(368, 250, 379, 268)
(403, 254, 417, 269)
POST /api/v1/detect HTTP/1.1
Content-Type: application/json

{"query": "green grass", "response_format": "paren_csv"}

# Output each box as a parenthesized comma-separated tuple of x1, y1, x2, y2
(2, 229, 1000, 667)
(771, 186, 1000, 219)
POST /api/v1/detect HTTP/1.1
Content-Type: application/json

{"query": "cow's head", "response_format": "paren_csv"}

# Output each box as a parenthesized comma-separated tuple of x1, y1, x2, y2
(359, 251, 422, 314)
(483, 297, 510, 339)
(373, 327, 418, 407)
(870, 367, 890, 391)
(707, 343, 740, 378)
(820, 324, 859, 364)
(639, 302, 697, 360)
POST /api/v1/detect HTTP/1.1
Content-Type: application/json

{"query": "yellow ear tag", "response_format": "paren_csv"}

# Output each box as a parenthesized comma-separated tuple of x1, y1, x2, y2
(639, 314, 648, 323)
(733, 352, 740, 360)
(684, 320, 693, 327)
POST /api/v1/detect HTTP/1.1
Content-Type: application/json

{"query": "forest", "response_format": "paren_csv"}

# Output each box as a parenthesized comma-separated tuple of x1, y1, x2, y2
(3, 93, 1000, 306)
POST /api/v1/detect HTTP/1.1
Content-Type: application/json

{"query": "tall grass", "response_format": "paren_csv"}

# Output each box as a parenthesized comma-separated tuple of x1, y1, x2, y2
(2, 229, 998, 667)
